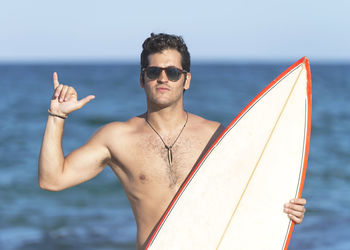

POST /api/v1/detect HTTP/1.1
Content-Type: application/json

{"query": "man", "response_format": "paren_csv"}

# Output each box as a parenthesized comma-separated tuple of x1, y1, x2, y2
(39, 33, 306, 249)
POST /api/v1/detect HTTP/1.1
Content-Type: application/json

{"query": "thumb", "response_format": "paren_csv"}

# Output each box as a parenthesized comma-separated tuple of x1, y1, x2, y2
(77, 95, 95, 109)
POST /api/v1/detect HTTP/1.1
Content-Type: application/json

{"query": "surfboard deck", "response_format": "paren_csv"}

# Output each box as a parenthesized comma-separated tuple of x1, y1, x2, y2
(145, 57, 312, 250)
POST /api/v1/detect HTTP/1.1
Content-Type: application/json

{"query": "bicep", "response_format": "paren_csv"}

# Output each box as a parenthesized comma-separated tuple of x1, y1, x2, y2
(59, 132, 111, 190)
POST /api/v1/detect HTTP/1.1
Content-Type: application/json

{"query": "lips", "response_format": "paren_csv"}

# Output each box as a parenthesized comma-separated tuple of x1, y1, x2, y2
(156, 87, 170, 91)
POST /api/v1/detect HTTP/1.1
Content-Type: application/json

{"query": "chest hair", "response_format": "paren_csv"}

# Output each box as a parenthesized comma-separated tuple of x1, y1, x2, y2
(139, 134, 201, 188)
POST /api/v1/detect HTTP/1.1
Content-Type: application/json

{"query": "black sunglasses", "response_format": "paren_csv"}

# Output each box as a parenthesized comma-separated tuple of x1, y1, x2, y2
(142, 66, 187, 82)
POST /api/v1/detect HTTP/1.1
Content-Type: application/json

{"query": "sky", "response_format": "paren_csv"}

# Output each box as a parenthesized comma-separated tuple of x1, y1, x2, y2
(1, 0, 350, 63)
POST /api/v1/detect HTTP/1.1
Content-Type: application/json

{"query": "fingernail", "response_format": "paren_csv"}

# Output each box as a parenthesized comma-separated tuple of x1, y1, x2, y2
(284, 203, 289, 208)
(290, 199, 295, 203)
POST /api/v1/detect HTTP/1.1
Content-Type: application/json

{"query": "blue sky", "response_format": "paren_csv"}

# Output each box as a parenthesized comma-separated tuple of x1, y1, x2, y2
(1, 0, 349, 62)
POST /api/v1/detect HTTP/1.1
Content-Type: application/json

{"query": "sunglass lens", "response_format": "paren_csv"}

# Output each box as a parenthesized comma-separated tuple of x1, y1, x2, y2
(146, 67, 162, 80)
(166, 68, 181, 81)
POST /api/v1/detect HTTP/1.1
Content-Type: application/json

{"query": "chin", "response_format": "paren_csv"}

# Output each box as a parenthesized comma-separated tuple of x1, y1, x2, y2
(146, 90, 183, 108)
(151, 99, 173, 108)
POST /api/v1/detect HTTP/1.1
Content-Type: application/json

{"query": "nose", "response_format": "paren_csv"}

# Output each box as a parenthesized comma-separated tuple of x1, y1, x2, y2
(157, 69, 168, 83)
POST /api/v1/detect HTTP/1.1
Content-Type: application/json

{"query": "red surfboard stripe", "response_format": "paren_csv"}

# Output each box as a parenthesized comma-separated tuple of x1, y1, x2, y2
(283, 58, 312, 249)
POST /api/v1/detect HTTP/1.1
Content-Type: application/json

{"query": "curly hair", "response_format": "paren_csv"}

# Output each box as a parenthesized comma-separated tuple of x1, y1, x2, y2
(140, 33, 191, 72)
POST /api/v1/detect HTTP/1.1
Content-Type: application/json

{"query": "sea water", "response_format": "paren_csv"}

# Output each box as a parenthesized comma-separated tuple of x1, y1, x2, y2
(0, 62, 349, 250)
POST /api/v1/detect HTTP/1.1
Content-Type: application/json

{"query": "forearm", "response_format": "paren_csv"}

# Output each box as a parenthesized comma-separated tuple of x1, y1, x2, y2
(38, 115, 66, 190)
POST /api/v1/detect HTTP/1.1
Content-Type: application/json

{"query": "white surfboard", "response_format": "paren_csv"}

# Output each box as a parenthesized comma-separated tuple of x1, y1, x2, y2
(145, 57, 312, 250)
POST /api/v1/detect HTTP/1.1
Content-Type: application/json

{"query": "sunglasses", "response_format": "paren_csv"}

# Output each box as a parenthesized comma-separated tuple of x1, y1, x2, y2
(142, 66, 188, 82)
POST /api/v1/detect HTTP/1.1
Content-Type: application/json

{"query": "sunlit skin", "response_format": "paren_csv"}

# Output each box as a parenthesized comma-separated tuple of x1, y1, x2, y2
(39, 49, 306, 249)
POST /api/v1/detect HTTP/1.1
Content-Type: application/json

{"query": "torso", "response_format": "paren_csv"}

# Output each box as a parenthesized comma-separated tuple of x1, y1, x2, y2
(101, 113, 223, 249)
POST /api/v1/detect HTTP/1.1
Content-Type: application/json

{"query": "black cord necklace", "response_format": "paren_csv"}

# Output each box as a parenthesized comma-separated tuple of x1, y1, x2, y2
(146, 111, 189, 166)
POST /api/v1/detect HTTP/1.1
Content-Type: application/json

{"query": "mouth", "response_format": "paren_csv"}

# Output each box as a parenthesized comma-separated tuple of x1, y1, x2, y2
(156, 87, 170, 91)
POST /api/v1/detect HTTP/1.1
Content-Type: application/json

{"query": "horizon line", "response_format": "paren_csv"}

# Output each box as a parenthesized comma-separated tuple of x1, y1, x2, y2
(1, 58, 349, 65)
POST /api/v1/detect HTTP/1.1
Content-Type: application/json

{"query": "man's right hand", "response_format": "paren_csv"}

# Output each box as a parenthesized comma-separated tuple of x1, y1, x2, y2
(50, 72, 95, 117)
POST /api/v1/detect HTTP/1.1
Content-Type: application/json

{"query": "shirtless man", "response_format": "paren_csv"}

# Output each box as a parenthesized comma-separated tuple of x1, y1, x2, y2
(39, 33, 306, 249)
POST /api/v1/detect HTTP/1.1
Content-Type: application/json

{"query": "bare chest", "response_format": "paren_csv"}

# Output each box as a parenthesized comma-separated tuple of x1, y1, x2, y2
(135, 134, 205, 188)
(108, 122, 219, 194)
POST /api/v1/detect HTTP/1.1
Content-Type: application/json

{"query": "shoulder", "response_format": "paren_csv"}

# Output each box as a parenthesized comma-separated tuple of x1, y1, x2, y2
(188, 113, 224, 132)
(91, 115, 146, 143)
(185, 113, 225, 150)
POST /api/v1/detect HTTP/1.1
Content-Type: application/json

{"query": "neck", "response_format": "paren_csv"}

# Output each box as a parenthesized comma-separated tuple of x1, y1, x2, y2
(146, 105, 187, 133)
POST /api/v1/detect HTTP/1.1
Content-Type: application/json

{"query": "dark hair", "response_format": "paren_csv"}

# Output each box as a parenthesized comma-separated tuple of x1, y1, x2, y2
(140, 33, 191, 72)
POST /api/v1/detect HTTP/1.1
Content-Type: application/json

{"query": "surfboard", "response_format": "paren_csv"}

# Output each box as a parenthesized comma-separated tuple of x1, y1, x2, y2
(145, 57, 312, 250)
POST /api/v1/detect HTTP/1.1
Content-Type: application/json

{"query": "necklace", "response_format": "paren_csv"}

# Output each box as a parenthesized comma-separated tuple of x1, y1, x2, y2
(146, 111, 188, 166)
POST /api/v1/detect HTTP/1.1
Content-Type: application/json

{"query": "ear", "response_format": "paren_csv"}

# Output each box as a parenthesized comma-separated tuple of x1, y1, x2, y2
(140, 72, 145, 88)
(183, 72, 191, 90)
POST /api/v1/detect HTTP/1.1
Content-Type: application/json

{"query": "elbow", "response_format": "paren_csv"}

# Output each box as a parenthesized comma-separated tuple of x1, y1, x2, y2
(38, 179, 64, 192)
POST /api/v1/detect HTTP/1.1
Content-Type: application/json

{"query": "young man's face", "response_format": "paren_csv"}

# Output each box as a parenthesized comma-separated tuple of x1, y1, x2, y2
(140, 49, 191, 108)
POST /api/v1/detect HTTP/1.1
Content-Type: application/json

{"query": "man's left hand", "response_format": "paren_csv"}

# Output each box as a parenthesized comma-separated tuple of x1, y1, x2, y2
(284, 198, 306, 224)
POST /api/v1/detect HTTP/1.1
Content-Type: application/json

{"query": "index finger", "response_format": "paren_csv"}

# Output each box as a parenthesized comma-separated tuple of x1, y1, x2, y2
(53, 72, 59, 89)
(290, 198, 306, 205)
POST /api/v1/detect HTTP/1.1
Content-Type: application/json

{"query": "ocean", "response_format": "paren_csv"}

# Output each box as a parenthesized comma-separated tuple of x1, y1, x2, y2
(0, 61, 349, 249)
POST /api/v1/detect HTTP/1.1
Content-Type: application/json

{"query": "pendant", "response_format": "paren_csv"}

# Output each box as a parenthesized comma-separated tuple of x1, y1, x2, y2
(166, 146, 173, 166)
